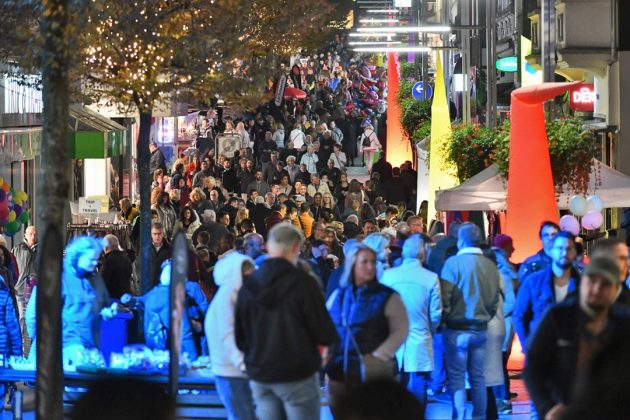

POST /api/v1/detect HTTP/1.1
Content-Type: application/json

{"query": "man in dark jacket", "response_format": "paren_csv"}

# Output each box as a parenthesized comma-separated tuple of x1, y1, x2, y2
(513, 232, 580, 352)
(524, 256, 629, 419)
(101, 234, 133, 299)
(149, 142, 167, 174)
(235, 224, 337, 420)
(192, 210, 229, 254)
(149, 222, 171, 288)
(590, 238, 630, 305)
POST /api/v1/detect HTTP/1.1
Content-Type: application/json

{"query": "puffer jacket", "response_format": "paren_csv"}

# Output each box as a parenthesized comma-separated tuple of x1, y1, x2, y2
(0, 282, 21, 357)
(205, 251, 253, 378)
(61, 266, 110, 349)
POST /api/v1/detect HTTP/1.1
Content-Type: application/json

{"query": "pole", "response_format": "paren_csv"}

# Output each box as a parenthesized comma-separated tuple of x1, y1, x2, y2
(486, 0, 497, 128)
(37, 0, 70, 417)
(541, 0, 556, 83)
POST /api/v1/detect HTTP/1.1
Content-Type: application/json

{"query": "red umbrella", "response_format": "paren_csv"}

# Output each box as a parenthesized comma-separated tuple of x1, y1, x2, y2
(283, 87, 307, 100)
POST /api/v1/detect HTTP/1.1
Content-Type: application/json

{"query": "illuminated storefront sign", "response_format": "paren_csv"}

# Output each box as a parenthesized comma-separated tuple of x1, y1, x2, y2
(569, 83, 595, 112)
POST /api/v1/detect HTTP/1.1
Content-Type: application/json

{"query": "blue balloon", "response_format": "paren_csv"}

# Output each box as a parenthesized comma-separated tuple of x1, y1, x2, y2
(12, 204, 21, 217)
(0, 190, 6, 202)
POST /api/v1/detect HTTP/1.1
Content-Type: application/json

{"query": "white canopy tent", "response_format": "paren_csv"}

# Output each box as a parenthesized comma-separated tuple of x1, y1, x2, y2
(435, 159, 630, 211)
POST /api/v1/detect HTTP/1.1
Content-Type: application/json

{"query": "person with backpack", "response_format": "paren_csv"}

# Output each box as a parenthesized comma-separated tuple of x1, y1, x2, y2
(140, 259, 204, 360)
(359, 124, 381, 175)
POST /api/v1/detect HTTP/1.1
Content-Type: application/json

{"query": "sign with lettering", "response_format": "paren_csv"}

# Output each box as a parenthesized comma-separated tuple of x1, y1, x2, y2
(78, 196, 109, 214)
(569, 83, 595, 112)
(78, 198, 100, 214)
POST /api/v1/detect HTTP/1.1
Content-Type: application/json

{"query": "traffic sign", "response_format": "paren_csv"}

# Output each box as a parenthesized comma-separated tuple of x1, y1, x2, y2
(412, 81, 433, 101)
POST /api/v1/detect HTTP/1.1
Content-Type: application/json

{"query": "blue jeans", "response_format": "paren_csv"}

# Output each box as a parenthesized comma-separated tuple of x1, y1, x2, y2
(430, 331, 446, 392)
(444, 329, 488, 420)
(249, 373, 320, 420)
(401, 371, 430, 411)
(214, 376, 256, 420)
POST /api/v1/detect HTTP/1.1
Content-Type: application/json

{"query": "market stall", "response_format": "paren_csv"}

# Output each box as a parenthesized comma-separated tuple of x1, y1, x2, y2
(435, 159, 630, 211)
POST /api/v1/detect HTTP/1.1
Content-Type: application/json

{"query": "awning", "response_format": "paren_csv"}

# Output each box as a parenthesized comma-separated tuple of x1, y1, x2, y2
(68, 104, 127, 159)
(435, 160, 630, 211)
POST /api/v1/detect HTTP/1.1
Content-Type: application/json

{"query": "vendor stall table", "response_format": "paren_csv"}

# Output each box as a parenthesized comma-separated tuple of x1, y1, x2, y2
(0, 369, 228, 419)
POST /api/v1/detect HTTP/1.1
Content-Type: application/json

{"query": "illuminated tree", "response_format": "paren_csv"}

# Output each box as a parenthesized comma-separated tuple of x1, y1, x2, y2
(79, 0, 351, 291)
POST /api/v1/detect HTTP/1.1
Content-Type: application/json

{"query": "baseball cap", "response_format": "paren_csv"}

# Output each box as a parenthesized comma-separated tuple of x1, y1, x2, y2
(584, 255, 621, 285)
(493, 234, 514, 250)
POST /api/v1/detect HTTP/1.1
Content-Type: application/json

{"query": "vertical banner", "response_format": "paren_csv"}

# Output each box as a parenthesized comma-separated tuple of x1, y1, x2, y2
(169, 232, 188, 397)
(386, 52, 412, 167)
(427, 53, 458, 225)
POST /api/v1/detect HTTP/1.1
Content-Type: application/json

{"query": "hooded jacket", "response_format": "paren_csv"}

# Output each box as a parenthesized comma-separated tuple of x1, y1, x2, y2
(205, 251, 253, 378)
(235, 257, 337, 383)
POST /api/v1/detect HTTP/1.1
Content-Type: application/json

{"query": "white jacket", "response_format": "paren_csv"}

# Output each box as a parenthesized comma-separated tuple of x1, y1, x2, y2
(289, 129, 306, 149)
(205, 251, 254, 378)
(380, 259, 442, 372)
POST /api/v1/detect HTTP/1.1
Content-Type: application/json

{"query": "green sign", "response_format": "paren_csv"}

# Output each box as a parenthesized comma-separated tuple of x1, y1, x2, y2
(496, 56, 518, 72)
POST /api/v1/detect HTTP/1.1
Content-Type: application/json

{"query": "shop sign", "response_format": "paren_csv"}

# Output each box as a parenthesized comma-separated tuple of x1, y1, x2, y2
(496, 56, 518, 72)
(569, 84, 595, 112)
(78, 196, 108, 214)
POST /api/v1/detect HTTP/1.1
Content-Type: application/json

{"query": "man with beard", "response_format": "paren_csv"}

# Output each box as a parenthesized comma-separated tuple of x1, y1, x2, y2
(221, 159, 239, 193)
(524, 256, 630, 420)
(513, 231, 580, 352)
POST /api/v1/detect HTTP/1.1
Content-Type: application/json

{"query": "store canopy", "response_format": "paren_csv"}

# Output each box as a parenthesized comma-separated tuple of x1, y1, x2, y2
(69, 104, 127, 159)
(435, 159, 630, 211)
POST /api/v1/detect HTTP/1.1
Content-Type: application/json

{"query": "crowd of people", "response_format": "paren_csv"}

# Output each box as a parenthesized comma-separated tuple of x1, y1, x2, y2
(0, 38, 628, 420)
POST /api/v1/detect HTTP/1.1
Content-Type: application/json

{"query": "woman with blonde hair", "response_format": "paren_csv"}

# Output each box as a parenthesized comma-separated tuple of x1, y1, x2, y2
(322, 192, 341, 221)
(359, 124, 382, 175)
(150, 186, 163, 206)
(325, 245, 408, 408)
(188, 187, 207, 216)
(234, 207, 249, 227)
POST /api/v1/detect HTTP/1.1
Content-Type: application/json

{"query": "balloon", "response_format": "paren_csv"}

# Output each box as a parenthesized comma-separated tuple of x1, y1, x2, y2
(582, 211, 604, 230)
(586, 195, 604, 213)
(0, 190, 6, 202)
(559, 215, 580, 235)
(4, 221, 19, 235)
(1, 184, 9, 193)
(568, 195, 587, 216)
(12, 205, 21, 217)
(8, 211, 16, 223)
(19, 211, 29, 224)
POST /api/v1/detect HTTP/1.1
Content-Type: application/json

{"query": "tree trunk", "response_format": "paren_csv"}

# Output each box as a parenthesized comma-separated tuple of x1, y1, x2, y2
(36, 0, 70, 418)
(137, 110, 153, 294)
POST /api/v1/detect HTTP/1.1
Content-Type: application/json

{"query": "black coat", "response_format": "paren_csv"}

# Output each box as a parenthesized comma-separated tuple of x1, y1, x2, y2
(238, 169, 255, 194)
(251, 203, 272, 238)
(235, 257, 337, 382)
(150, 241, 171, 288)
(525, 297, 630, 418)
(192, 222, 229, 253)
(101, 250, 133, 299)
(150, 148, 167, 174)
(221, 168, 239, 193)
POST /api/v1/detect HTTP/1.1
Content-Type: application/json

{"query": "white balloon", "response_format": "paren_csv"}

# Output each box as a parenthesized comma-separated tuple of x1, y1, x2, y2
(568, 195, 587, 216)
(581, 211, 604, 230)
(586, 195, 604, 213)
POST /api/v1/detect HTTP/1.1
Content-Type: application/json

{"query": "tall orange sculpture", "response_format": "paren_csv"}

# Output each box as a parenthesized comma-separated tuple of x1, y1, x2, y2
(507, 82, 580, 262)
(386, 52, 412, 167)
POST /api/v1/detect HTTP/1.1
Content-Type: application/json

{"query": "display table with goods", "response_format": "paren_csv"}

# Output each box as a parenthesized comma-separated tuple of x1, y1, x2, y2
(0, 350, 227, 419)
